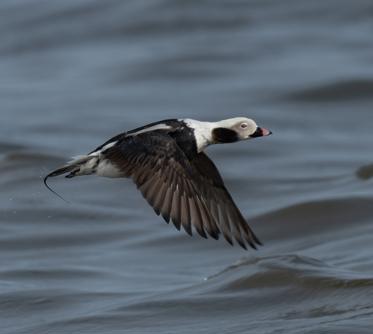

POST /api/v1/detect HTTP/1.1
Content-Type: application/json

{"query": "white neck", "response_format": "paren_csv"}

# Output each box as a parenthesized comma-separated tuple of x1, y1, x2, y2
(182, 119, 216, 152)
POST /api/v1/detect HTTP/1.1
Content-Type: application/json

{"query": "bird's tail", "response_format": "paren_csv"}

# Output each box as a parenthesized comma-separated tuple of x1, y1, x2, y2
(43, 155, 98, 201)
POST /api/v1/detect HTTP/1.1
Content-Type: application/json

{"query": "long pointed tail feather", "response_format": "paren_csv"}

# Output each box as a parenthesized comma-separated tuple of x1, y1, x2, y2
(43, 166, 74, 203)
(43, 155, 96, 202)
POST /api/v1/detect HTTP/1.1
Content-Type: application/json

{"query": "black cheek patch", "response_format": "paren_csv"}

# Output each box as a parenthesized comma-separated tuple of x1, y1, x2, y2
(212, 128, 239, 143)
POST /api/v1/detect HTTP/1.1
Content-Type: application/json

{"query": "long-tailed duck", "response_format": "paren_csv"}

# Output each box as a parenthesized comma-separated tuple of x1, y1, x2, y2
(44, 118, 271, 250)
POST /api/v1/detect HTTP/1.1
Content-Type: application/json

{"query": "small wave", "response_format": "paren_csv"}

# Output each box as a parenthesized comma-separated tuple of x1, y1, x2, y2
(0, 151, 64, 164)
(0, 230, 128, 252)
(0, 267, 108, 281)
(0, 142, 25, 153)
(206, 254, 373, 291)
(250, 197, 373, 243)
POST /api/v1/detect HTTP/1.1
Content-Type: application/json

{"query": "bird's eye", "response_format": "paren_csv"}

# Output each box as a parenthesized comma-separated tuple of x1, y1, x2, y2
(240, 123, 248, 129)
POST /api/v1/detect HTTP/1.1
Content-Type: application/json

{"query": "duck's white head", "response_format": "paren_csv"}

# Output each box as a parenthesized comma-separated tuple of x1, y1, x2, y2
(183, 117, 272, 152)
(213, 117, 272, 143)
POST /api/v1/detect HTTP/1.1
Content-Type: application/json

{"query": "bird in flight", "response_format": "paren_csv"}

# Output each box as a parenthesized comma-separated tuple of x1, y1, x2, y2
(44, 117, 272, 250)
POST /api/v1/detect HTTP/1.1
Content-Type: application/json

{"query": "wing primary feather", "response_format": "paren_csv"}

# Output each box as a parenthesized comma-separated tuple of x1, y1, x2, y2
(187, 196, 200, 236)
(199, 192, 220, 240)
(132, 161, 149, 185)
(152, 180, 166, 216)
(170, 184, 182, 231)
(227, 209, 248, 250)
(181, 195, 192, 236)
(138, 172, 164, 218)
(252, 233, 263, 246)
(192, 196, 209, 239)
(184, 181, 205, 238)
(217, 204, 233, 246)
(159, 167, 177, 223)
(147, 174, 163, 207)
(159, 180, 173, 223)
(179, 178, 192, 236)
(201, 198, 216, 239)
(138, 173, 154, 199)
(235, 210, 261, 249)
(199, 188, 221, 240)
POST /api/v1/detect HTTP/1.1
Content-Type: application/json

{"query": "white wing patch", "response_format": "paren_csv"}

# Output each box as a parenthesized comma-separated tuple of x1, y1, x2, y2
(88, 141, 118, 157)
(101, 141, 118, 151)
(126, 124, 172, 136)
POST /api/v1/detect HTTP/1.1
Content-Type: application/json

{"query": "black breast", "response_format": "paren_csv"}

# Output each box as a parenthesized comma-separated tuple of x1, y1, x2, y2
(170, 125, 198, 160)
(212, 128, 239, 143)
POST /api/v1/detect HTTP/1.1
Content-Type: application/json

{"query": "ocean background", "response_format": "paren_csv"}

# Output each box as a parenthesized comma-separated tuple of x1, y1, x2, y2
(1, 0, 373, 333)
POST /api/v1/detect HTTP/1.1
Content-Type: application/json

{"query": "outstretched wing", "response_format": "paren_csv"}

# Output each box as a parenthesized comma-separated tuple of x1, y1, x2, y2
(190, 152, 262, 249)
(105, 131, 262, 249)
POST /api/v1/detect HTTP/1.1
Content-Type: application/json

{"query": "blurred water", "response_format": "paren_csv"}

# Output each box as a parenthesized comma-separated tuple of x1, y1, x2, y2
(1, 0, 373, 333)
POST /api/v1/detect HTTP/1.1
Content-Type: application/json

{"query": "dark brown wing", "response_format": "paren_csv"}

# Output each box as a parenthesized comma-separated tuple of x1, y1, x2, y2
(190, 152, 262, 249)
(105, 132, 261, 250)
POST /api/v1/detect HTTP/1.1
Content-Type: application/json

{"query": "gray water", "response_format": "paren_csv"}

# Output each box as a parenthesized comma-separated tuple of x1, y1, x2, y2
(1, 0, 373, 333)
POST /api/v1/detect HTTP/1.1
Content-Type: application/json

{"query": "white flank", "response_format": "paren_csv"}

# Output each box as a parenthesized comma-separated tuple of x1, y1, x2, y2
(78, 156, 99, 175)
(126, 123, 172, 136)
(96, 160, 122, 178)
(182, 119, 215, 152)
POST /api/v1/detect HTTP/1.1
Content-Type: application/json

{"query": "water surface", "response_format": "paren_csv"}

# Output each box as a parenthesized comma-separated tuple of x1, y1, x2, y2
(1, 1, 373, 333)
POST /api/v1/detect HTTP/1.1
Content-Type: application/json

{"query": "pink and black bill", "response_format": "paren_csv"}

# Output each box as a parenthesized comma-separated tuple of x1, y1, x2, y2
(250, 127, 272, 138)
